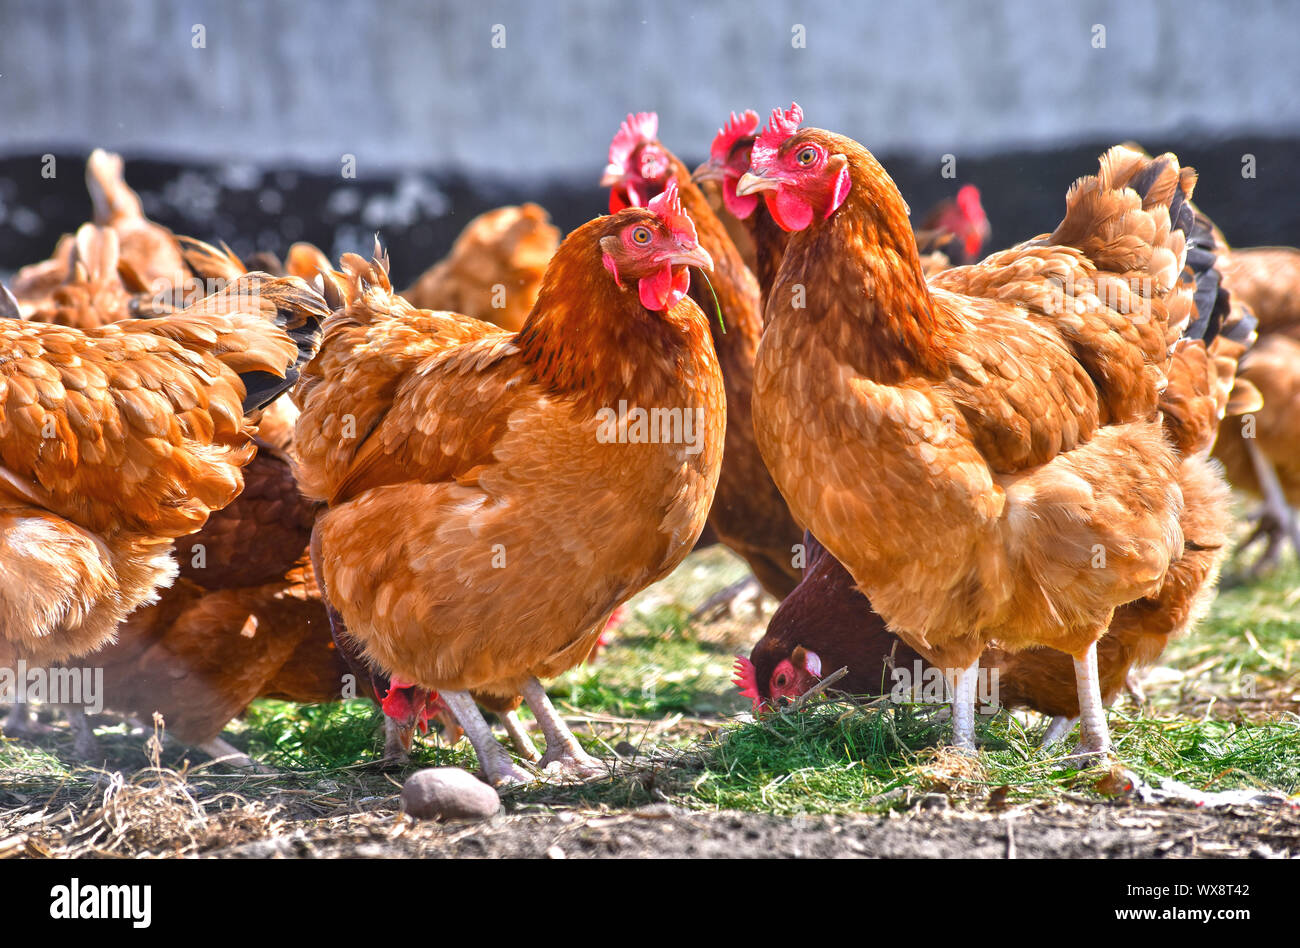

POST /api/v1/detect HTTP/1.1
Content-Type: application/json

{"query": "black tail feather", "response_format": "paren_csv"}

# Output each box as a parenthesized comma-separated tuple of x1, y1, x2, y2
(238, 279, 330, 414)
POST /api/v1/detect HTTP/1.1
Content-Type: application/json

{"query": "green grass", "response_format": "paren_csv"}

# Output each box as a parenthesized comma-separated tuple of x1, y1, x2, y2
(1166, 559, 1300, 688)
(238, 699, 479, 772)
(550, 605, 748, 722)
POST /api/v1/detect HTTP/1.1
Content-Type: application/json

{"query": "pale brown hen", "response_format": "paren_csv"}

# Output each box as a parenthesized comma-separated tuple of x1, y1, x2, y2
(1210, 245, 1300, 571)
(743, 104, 1219, 759)
(741, 212, 1251, 740)
(19, 224, 135, 329)
(0, 272, 329, 667)
(295, 186, 724, 784)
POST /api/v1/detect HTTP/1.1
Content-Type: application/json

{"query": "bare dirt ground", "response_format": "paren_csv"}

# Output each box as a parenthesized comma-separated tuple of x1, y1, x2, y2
(209, 800, 1300, 860)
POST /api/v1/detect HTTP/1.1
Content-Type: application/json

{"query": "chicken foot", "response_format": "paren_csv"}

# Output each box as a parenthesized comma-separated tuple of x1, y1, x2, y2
(690, 574, 764, 623)
(520, 677, 603, 777)
(195, 736, 269, 772)
(1241, 438, 1300, 574)
(1069, 642, 1113, 764)
(439, 689, 533, 786)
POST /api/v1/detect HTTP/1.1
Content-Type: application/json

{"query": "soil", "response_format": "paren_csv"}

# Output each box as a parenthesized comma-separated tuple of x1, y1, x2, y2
(211, 798, 1300, 859)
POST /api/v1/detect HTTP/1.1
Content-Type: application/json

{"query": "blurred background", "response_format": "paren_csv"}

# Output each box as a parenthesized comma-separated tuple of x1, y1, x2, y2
(1, 0, 1297, 283)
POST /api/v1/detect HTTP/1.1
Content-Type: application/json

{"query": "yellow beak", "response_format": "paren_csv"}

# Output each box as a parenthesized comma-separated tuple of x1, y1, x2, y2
(691, 158, 725, 183)
(735, 171, 781, 197)
(670, 246, 715, 271)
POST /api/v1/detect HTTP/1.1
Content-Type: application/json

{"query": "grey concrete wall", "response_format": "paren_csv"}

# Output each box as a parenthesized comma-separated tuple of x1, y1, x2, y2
(2, 0, 1298, 176)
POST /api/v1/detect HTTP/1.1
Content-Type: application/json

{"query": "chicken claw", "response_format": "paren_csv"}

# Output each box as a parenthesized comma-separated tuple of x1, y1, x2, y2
(439, 689, 533, 787)
(521, 678, 604, 778)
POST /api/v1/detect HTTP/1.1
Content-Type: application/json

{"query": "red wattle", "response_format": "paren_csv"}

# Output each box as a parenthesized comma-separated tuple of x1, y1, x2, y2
(723, 180, 758, 220)
(637, 264, 673, 310)
(767, 189, 814, 232)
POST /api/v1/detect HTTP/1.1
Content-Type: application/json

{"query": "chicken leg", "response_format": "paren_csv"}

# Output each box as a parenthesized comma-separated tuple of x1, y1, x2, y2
(499, 709, 542, 763)
(3, 702, 31, 736)
(62, 706, 104, 763)
(520, 677, 603, 777)
(439, 689, 532, 787)
(948, 659, 979, 752)
(1241, 438, 1300, 573)
(1040, 715, 1077, 748)
(1070, 642, 1112, 763)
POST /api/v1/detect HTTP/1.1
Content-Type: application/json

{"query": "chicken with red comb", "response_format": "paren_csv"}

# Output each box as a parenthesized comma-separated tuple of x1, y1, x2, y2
(916, 184, 992, 265)
(602, 111, 803, 602)
(295, 188, 724, 785)
(737, 103, 1231, 763)
(693, 110, 791, 306)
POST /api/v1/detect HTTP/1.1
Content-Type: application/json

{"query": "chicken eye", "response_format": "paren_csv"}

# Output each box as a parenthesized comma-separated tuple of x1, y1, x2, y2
(775, 673, 788, 688)
(796, 146, 818, 166)
(631, 226, 652, 246)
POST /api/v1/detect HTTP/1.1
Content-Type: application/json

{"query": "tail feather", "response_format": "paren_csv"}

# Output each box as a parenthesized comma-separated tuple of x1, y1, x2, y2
(85, 148, 143, 224)
(135, 274, 331, 414)
(179, 236, 249, 284)
(0, 283, 19, 319)
(229, 278, 331, 413)
(1183, 211, 1231, 345)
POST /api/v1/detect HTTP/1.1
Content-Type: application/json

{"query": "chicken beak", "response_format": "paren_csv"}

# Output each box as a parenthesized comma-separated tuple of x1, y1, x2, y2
(599, 163, 625, 188)
(735, 171, 781, 197)
(670, 246, 714, 272)
(691, 158, 725, 184)
(394, 721, 417, 752)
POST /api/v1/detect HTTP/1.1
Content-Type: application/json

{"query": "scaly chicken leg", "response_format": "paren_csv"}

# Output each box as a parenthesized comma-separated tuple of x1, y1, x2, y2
(1040, 716, 1078, 747)
(949, 660, 979, 752)
(1242, 438, 1300, 573)
(521, 678, 602, 777)
(62, 706, 104, 763)
(439, 690, 532, 787)
(3, 702, 28, 735)
(499, 709, 542, 764)
(1071, 642, 1112, 762)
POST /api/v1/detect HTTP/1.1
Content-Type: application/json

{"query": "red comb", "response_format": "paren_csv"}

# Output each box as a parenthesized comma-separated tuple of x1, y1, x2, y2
(648, 179, 697, 246)
(710, 110, 761, 164)
(381, 678, 440, 731)
(380, 681, 413, 719)
(957, 184, 983, 217)
(733, 655, 760, 710)
(752, 102, 804, 168)
(607, 111, 659, 176)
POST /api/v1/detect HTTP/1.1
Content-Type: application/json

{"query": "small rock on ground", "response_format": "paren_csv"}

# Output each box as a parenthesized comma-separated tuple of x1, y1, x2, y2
(401, 767, 500, 821)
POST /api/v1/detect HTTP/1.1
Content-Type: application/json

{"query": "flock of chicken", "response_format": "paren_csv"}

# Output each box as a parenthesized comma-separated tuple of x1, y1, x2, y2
(1, 104, 1298, 787)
